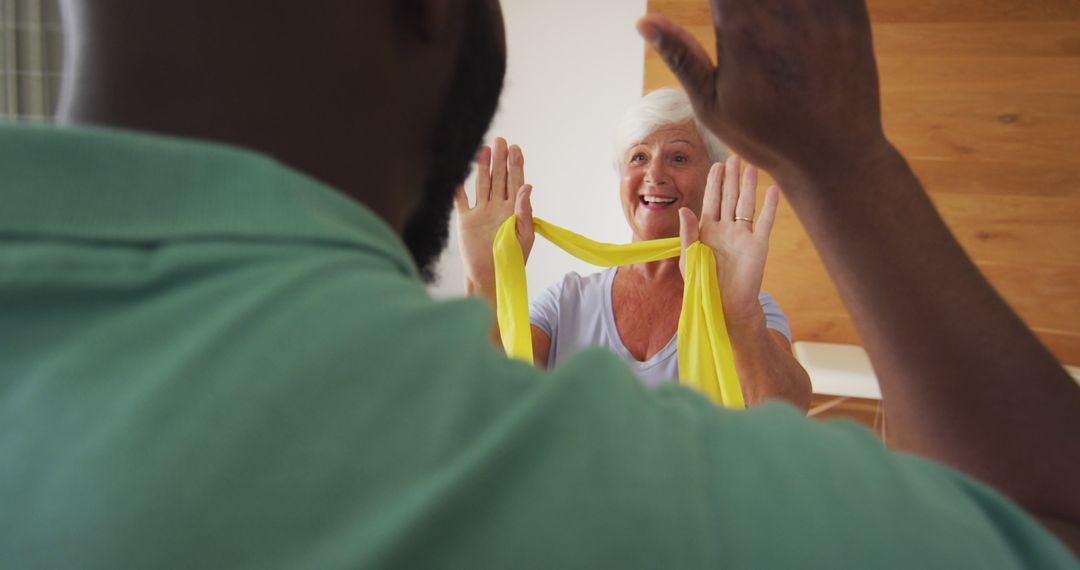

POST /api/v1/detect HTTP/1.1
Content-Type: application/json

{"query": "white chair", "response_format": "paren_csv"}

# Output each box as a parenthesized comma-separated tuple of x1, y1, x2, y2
(794, 341, 1080, 393)
(792, 342, 1079, 440)
(792, 341, 881, 400)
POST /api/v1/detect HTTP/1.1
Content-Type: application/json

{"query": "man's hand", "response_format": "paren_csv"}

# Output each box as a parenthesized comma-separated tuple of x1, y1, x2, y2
(455, 137, 534, 295)
(678, 156, 779, 330)
(645, 0, 1080, 554)
(637, 1, 888, 185)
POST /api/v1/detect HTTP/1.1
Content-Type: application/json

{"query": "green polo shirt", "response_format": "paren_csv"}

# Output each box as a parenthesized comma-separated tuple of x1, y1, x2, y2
(1, 122, 1076, 569)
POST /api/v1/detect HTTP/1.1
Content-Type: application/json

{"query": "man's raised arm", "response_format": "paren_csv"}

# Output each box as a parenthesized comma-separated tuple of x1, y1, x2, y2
(638, 0, 1080, 554)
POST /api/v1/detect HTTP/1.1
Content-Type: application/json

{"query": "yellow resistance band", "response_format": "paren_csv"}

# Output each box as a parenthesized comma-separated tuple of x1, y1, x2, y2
(493, 216, 745, 409)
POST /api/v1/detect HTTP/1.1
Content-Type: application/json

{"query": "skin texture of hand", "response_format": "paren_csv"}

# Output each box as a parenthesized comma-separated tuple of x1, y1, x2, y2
(678, 156, 780, 329)
(637, 1, 889, 186)
(454, 137, 535, 295)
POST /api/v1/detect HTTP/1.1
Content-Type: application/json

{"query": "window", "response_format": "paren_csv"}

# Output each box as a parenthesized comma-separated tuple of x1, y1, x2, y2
(0, 0, 63, 122)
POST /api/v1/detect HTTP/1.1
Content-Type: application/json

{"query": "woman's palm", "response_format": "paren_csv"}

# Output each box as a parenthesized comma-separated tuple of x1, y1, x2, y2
(680, 156, 780, 326)
(454, 138, 534, 288)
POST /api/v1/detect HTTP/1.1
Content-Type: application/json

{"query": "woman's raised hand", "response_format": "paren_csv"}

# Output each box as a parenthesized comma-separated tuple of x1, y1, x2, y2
(455, 137, 535, 293)
(679, 156, 780, 328)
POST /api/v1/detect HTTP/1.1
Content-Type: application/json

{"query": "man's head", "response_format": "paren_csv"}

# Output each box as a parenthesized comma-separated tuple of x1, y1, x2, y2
(58, 0, 507, 283)
(403, 0, 506, 282)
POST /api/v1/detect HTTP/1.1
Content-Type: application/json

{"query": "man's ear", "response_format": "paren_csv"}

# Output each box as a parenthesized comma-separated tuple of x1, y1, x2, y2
(396, 0, 459, 43)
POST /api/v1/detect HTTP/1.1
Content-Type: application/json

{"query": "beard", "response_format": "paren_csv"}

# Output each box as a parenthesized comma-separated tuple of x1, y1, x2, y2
(403, 0, 506, 284)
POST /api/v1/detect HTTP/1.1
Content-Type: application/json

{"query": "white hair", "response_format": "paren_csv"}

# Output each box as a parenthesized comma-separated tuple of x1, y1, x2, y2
(613, 88, 728, 172)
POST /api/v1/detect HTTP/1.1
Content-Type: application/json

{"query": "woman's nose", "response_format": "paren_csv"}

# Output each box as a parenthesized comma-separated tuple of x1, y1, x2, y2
(644, 161, 667, 186)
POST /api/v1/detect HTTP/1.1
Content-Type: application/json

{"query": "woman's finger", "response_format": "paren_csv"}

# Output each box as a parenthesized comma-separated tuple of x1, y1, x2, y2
(515, 184, 534, 233)
(476, 145, 492, 205)
(720, 154, 740, 222)
(454, 184, 470, 212)
(754, 186, 781, 241)
(701, 162, 723, 222)
(678, 207, 700, 278)
(515, 185, 536, 260)
(679, 207, 700, 250)
(491, 137, 509, 201)
(735, 163, 758, 224)
(509, 145, 525, 204)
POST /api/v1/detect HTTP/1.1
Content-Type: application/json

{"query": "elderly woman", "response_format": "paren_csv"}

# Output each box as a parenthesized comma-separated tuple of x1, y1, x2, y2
(456, 89, 811, 410)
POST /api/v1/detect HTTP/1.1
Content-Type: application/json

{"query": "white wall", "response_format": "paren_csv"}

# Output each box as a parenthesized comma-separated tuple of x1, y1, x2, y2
(429, 0, 649, 299)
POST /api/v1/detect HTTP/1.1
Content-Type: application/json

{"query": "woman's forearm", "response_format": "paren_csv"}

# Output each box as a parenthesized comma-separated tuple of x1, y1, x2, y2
(728, 316, 812, 411)
(465, 276, 504, 349)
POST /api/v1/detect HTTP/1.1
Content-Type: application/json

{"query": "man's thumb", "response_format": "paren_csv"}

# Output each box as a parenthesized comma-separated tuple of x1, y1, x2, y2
(637, 15, 717, 106)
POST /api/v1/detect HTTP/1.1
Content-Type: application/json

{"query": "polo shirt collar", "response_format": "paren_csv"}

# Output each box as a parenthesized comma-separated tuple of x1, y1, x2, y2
(0, 122, 419, 279)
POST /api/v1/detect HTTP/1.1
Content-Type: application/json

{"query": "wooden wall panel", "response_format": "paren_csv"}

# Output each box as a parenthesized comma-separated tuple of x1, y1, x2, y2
(873, 23, 1080, 58)
(864, 0, 1080, 23)
(644, 0, 1080, 368)
(644, 0, 1080, 23)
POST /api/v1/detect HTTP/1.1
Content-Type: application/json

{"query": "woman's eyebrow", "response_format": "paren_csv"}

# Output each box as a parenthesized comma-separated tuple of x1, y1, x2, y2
(631, 139, 696, 148)
(628, 139, 697, 155)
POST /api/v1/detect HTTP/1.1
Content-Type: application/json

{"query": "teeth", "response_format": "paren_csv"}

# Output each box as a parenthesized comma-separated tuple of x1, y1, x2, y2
(643, 196, 676, 204)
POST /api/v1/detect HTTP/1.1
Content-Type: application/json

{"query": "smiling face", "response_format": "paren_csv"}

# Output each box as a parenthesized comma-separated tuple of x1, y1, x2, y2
(619, 123, 712, 241)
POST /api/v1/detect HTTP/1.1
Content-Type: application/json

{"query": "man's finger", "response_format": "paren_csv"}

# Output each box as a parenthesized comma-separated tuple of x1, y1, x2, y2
(637, 14, 717, 111)
(754, 186, 781, 241)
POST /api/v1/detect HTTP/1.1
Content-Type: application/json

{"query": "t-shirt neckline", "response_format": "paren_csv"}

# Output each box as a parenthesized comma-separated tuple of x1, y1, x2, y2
(602, 267, 679, 370)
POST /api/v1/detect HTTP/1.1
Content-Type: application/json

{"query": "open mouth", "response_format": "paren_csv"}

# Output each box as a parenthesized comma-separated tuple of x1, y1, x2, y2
(640, 195, 677, 209)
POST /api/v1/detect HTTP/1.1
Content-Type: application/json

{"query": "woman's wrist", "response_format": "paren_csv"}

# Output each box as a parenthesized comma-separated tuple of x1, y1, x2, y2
(464, 274, 497, 299)
(724, 307, 769, 345)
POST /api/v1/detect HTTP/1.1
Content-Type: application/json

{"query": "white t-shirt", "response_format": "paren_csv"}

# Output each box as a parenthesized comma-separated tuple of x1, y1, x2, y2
(529, 267, 792, 388)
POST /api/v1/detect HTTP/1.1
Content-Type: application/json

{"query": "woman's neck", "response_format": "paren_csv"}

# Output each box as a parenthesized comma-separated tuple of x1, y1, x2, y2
(627, 232, 683, 283)
(625, 257, 683, 283)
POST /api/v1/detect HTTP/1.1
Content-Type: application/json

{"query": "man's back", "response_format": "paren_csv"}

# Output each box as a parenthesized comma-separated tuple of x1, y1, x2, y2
(2, 123, 1076, 568)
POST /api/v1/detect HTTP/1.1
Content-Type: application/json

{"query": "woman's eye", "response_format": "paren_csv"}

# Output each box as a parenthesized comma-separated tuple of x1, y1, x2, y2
(631, 153, 646, 163)
(673, 155, 688, 164)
